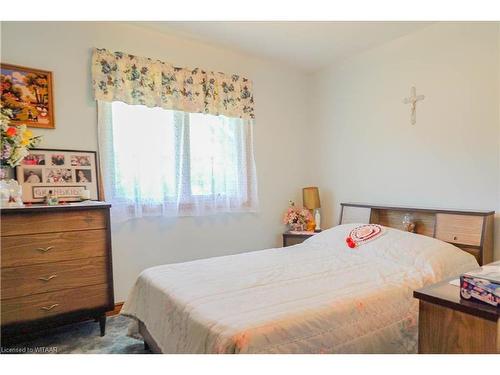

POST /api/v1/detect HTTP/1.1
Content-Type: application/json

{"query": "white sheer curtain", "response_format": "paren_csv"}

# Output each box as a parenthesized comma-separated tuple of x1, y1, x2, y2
(97, 101, 258, 221)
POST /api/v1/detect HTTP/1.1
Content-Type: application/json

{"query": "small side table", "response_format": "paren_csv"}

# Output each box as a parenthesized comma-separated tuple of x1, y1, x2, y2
(413, 277, 499, 354)
(282, 231, 316, 247)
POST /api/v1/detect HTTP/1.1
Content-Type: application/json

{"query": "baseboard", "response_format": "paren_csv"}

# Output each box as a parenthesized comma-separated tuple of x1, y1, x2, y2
(106, 302, 124, 317)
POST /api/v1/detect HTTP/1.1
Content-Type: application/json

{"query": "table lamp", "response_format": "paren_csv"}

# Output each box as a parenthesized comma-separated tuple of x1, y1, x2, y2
(303, 186, 321, 232)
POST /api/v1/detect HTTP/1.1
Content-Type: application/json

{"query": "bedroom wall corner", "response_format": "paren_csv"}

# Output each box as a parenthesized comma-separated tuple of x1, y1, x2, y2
(311, 22, 500, 261)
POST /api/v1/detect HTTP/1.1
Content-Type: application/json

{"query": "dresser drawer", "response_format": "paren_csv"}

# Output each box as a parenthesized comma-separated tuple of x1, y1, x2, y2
(1, 230, 107, 268)
(1, 283, 109, 325)
(1, 257, 108, 300)
(1, 209, 107, 236)
(435, 214, 483, 246)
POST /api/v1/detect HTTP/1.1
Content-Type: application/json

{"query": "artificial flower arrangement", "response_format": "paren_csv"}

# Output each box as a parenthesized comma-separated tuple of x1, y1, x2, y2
(283, 200, 312, 231)
(1, 106, 42, 169)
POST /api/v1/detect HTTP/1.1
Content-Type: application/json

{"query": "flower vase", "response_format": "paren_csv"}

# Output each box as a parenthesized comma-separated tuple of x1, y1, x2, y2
(0, 167, 23, 208)
(0, 166, 14, 180)
(289, 223, 305, 232)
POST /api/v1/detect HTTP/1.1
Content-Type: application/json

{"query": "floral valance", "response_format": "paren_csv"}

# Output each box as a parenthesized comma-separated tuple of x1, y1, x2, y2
(91, 48, 255, 120)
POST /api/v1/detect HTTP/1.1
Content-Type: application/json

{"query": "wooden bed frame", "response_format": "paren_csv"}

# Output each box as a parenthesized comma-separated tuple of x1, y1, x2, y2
(339, 203, 495, 266)
(139, 321, 161, 353)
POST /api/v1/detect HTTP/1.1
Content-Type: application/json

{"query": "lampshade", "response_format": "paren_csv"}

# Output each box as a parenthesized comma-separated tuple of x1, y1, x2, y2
(302, 187, 321, 210)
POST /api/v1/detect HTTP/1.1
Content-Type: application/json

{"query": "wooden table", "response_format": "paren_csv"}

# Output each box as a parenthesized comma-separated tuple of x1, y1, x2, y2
(413, 277, 499, 353)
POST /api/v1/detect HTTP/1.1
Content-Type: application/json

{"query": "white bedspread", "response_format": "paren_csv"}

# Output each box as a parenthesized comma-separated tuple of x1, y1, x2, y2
(121, 224, 478, 354)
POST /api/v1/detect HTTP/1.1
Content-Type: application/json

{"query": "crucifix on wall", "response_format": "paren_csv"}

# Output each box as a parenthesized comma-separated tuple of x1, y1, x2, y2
(403, 86, 425, 125)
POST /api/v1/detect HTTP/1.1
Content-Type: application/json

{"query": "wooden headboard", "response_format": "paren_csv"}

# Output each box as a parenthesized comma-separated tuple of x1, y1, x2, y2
(339, 203, 495, 266)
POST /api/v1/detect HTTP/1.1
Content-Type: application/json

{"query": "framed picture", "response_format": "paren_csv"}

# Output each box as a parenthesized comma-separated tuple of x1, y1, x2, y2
(1, 63, 55, 129)
(16, 149, 99, 203)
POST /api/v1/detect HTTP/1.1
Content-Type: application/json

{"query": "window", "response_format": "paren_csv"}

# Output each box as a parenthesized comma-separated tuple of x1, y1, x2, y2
(97, 101, 258, 220)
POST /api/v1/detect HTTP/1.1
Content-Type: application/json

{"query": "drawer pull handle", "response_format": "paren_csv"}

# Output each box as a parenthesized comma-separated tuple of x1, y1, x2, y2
(40, 304, 59, 311)
(36, 246, 54, 253)
(38, 274, 57, 282)
(453, 236, 458, 241)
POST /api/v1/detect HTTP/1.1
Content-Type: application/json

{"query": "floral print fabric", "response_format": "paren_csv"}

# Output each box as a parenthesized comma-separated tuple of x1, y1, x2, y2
(92, 48, 255, 120)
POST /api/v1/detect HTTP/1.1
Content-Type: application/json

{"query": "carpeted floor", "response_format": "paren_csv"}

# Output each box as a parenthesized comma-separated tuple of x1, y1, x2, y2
(1, 315, 150, 354)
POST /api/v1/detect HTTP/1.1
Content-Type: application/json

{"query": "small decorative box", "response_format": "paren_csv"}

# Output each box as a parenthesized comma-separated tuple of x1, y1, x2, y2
(460, 261, 500, 307)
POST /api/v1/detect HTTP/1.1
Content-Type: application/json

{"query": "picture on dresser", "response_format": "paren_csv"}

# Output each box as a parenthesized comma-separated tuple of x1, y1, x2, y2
(71, 155, 91, 166)
(0, 63, 55, 129)
(76, 169, 92, 183)
(23, 168, 42, 183)
(16, 148, 99, 202)
(50, 154, 65, 165)
(45, 168, 73, 183)
(22, 153, 45, 165)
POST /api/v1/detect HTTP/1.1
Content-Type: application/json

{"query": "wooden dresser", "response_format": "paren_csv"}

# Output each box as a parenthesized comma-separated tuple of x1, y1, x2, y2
(340, 203, 495, 265)
(1, 202, 114, 344)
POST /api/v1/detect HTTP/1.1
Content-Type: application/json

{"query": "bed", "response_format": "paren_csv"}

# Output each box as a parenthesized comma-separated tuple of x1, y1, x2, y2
(121, 222, 479, 354)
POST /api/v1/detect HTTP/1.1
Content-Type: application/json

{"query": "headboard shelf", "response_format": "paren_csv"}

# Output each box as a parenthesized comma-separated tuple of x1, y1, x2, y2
(340, 202, 494, 216)
(339, 203, 495, 265)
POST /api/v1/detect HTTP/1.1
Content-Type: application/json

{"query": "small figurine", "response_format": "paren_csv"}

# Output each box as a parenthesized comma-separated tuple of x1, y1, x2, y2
(402, 213, 416, 232)
(45, 190, 59, 206)
(314, 209, 321, 232)
(306, 219, 316, 232)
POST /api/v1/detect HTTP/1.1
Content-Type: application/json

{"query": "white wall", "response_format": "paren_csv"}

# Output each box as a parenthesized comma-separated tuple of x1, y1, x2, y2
(1, 22, 313, 301)
(310, 22, 500, 260)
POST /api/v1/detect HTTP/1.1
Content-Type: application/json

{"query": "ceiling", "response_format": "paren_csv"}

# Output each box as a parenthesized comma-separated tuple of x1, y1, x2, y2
(132, 22, 433, 72)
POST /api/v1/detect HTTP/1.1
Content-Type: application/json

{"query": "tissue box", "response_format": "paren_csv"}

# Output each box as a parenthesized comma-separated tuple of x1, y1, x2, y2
(460, 261, 500, 307)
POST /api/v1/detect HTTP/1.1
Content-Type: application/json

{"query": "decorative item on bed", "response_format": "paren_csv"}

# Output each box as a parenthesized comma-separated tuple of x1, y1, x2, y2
(121, 202, 490, 354)
(345, 224, 384, 248)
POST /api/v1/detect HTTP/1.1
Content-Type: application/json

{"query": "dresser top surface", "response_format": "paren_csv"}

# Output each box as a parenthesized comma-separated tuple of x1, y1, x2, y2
(0, 201, 110, 214)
